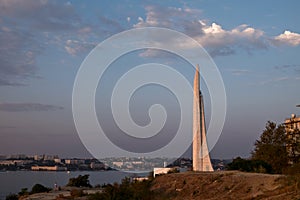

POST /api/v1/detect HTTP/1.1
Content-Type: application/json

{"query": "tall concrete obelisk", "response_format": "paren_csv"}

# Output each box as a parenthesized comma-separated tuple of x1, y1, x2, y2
(193, 65, 214, 172)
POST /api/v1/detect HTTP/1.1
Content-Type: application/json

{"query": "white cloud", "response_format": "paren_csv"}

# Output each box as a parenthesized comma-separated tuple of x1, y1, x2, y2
(134, 5, 203, 33)
(273, 30, 300, 46)
(133, 5, 270, 57)
(195, 22, 266, 51)
(137, 17, 144, 22)
(64, 39, 95, 56)
(78, 27, 92, 34)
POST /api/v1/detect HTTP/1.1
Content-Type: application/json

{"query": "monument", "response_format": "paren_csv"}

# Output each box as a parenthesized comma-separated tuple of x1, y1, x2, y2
(193, 65, 214, 172)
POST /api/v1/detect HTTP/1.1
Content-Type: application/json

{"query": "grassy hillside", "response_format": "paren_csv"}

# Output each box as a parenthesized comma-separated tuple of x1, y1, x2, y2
(150, 171, 300, 200)
(18, 171, 300, 200)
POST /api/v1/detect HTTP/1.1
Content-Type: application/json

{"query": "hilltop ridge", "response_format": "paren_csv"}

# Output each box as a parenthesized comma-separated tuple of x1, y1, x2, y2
(151, 171, 300, 200)
(17, 171, 300, 200)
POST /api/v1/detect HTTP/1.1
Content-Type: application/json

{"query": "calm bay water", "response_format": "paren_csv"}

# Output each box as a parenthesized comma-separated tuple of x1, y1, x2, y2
(0, 170, 147, 199)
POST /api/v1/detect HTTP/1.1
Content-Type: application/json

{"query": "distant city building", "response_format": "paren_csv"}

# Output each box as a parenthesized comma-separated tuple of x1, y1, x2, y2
(8, 154, 26, 159)
(54, 158, 61, 163)
(34, 155, 44, 161)
(44, 155, 58, 161)
(31, 165, 67, 171)
(0, 160, 32, 166)
(90, 162, 105, 169)
(153, 168, 173, 177)
(112, 161, 123, 168)
(65, 159, 85, 165)
(133, 177, 149, 181)
(284, 114, 300, 164)
(0, 160, 16, 165)
(285, 114, 300, 130)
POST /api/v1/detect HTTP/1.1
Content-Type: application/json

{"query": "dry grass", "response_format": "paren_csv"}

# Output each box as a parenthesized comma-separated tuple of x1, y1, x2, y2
(150, 171, 300, 200)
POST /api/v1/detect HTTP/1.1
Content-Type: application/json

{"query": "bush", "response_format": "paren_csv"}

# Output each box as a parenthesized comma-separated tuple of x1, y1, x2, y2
(67, 174, 92, 188)
(5, 193, 18, 200)
(88, 177, 153, 200)
(31, 183, 51, 194)
(18, 187, 29, 196)
(167, 168, 180, 174)
(70, 189, 85, 197)
(88, 192, 103, 200)
(227, 157, 273, 173)
(283, 163, 300, 175)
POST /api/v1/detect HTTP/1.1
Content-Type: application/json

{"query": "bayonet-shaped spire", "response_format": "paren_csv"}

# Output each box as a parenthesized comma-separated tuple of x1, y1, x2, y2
(193, 65, 213, 172)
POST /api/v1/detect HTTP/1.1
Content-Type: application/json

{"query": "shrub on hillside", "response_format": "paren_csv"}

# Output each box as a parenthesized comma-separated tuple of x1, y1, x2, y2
(5, 193, 18, 200)
(67, 174, 92, 188)
(31, 183, 51, 194)
(70, 189, 85, 197)
(227, 157, 273, 173)
(283, 163, 300, 175)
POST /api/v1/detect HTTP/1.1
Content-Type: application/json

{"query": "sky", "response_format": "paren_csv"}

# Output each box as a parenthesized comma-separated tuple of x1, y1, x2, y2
(0, 0, 300, 159)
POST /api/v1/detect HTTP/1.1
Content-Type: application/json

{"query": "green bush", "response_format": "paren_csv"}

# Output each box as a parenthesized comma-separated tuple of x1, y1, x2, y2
(5, 193, 18, 200)
(18, 187, 29, 196)
(88, 177, 153, 200)
(31, 183, 51, 194)
(227, 157, 273, 173)
(67, 174, 92, 188)
(88, 192, 103, 200)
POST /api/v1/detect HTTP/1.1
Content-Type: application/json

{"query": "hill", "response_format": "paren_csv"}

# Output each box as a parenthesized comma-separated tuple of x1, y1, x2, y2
(150, 171, 300, 200)
(18, 171, 300, 200)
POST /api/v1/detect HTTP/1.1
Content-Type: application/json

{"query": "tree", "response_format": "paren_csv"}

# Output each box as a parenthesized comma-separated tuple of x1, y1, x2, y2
(227, 157, 272, 173)
(5, 194, 18, 200)
(67, 174, 92, 188)
(252, 121, 288, 174)
(31, 183, 51, 194)
(18, 188, 29, 196)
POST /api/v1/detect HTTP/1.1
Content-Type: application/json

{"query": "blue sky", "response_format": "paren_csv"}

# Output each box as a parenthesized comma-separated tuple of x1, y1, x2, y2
(0, 0, 299, 159)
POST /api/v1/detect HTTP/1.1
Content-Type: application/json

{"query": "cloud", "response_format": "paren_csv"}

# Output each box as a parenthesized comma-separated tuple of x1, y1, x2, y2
(196, 23, 267, 51)
(134, 5, 300, 57)
(0, 103, 63, 112)
(0, 0, 85, 86)
(99, 16, 124, 32)
(138, 49, 175, 58)
(258, 77, 289, 85)
(0, 79, 27, 86)
(133, 6, 268, 57)
(274, 64, 300, 74)
(274, 64, 300, 69)
(0, 27, 40, 86)
(134, 5, 203, 36)
(0, 0, 80, 31)
(209, 47, 236, 57)
(64, 39, 96, 56)
(0, 0, 103, 85)
(78, 27, 92, 34)
(229, 69, 251, 76)
(273, 31, 300, 46)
